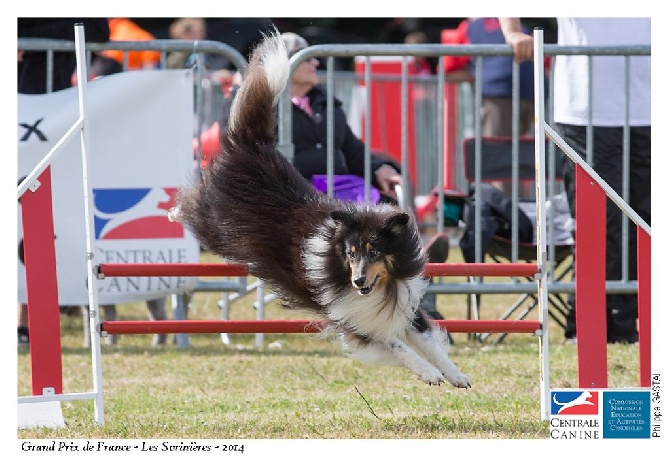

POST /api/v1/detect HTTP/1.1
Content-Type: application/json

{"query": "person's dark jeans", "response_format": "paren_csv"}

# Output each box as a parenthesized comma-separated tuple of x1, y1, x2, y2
(557, 123, 650, 343)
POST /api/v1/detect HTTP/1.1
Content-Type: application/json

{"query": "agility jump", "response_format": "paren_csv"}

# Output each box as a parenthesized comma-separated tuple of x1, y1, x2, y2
(96, 261, 543, 338)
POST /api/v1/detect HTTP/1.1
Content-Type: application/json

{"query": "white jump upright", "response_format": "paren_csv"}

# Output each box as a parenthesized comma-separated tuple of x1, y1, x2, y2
(75, 22, 106, 425)
(532, 29, 552, 421)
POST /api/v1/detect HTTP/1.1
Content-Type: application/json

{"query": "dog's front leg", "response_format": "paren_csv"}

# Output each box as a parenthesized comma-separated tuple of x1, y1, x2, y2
(343, 335, 445, 385)
(406, 328, 472, 389)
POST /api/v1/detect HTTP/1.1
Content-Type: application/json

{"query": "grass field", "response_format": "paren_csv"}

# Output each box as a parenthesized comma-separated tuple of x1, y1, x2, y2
(16, 251, 642, 441)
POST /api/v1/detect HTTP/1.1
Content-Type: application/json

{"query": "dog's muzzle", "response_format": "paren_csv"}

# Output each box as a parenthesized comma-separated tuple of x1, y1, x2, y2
(356, 275, 379, 295)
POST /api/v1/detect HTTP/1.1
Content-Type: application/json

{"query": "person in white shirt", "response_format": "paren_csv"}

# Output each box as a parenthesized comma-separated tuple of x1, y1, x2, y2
(500, 18, 650, 344)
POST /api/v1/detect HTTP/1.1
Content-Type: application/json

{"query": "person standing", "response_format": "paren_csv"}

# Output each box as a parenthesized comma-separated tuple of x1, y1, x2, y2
(18, 18, 110, 94)
(500, 18, 651, 344)
(404, 31, 436, 76)
(100, 18, 161, 71)
(444, 18, 545, 197)
(444, 18, 537, 138)
(167, 17, 208, 70)
(166, 17, 239, 92)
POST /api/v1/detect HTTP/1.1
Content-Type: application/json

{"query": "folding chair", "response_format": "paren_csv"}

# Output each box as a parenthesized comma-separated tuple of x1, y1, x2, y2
(457, 136, 574, 344)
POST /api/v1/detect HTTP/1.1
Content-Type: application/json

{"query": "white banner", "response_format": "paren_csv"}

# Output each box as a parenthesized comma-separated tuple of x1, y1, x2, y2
(17, 70, 199, 305)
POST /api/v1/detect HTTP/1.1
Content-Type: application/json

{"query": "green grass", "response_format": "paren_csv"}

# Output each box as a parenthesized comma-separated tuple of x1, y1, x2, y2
(17, 251, 641, 439)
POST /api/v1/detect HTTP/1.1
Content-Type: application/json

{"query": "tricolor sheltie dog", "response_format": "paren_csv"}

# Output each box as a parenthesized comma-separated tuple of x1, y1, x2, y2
(170, 31, 470, 389)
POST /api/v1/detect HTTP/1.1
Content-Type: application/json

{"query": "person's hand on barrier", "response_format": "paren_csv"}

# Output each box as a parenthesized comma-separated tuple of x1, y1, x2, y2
(375, 165, 402, 200)
(506, 32, 534, 62)
(498, 18, 534, 63)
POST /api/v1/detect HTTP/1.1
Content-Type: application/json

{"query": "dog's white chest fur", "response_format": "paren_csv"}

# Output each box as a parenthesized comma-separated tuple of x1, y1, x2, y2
(327, 276, 427, 341)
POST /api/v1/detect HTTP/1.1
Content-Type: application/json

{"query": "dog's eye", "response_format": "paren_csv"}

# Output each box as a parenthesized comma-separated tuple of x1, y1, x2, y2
(348, 251, 356, 261)
(368, 249, 379, 259)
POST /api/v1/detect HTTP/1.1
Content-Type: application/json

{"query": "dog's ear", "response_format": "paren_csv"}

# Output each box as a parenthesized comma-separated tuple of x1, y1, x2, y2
(383, 212, 410, 234)
(330, 210, 355, 228)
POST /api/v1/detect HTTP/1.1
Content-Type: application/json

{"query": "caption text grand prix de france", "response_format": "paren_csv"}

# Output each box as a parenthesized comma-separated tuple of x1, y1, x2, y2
(20, 441, 245, 454)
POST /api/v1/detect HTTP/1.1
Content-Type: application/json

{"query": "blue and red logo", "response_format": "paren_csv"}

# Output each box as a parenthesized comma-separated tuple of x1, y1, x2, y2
(551, 390, 599, 415)
(93, 188, 183, 240)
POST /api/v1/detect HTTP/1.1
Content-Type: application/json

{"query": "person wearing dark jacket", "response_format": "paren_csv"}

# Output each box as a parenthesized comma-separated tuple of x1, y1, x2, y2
(287, 83, 399, 190)
(212, 32, 402, 203)
(18, 18, 110, 94)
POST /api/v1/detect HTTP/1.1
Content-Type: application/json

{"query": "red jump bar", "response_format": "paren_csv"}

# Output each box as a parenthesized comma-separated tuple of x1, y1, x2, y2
(97, 262, 249, 277)
(96, 262, 539, 278)
(99, 319, 541, 335)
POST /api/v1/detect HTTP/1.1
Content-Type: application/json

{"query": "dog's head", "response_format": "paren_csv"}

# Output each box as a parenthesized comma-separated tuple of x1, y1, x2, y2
(331, 208, 422, 295)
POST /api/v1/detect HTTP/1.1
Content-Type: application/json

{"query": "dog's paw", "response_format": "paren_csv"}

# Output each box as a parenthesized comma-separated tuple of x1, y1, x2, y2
(445, 371, 472, 389)
(167, 207, 181, 222)
(419, 367, 445, 386)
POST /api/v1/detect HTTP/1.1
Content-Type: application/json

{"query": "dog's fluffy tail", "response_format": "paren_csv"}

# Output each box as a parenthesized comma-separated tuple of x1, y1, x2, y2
(227, 29, 289, 147)
(170, 27, 322, 291)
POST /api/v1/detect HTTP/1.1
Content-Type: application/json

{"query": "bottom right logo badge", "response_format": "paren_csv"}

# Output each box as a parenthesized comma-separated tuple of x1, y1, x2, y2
(550, 389, 651, 439)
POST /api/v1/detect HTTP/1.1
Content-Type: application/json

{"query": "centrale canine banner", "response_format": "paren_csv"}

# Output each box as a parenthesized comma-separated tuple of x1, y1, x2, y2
(17, 69, 199, 304)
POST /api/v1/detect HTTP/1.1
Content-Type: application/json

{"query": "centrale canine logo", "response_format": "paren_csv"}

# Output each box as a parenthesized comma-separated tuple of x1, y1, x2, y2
(93, 188, 183, 240)
(551, 391, 599, 415)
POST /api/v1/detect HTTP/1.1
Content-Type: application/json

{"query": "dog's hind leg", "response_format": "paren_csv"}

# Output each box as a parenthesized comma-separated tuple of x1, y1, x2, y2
(341, 334, 446, 385)
(405, 327, 471, 389)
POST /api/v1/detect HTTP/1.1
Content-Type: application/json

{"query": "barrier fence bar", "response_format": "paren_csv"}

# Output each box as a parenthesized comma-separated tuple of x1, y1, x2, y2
(96, 262, 539, 279)
(99, 319, 541, 336)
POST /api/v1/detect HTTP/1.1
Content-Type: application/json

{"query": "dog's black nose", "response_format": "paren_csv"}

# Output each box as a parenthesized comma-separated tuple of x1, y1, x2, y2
(353, 276, 366, 287)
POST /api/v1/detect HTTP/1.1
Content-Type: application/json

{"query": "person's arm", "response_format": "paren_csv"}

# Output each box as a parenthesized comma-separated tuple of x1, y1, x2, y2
(498, 18, 534, 63)
(338, 112, 402, 199)
(445, 69, 475, 83)
(443, 19, 473, 82)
